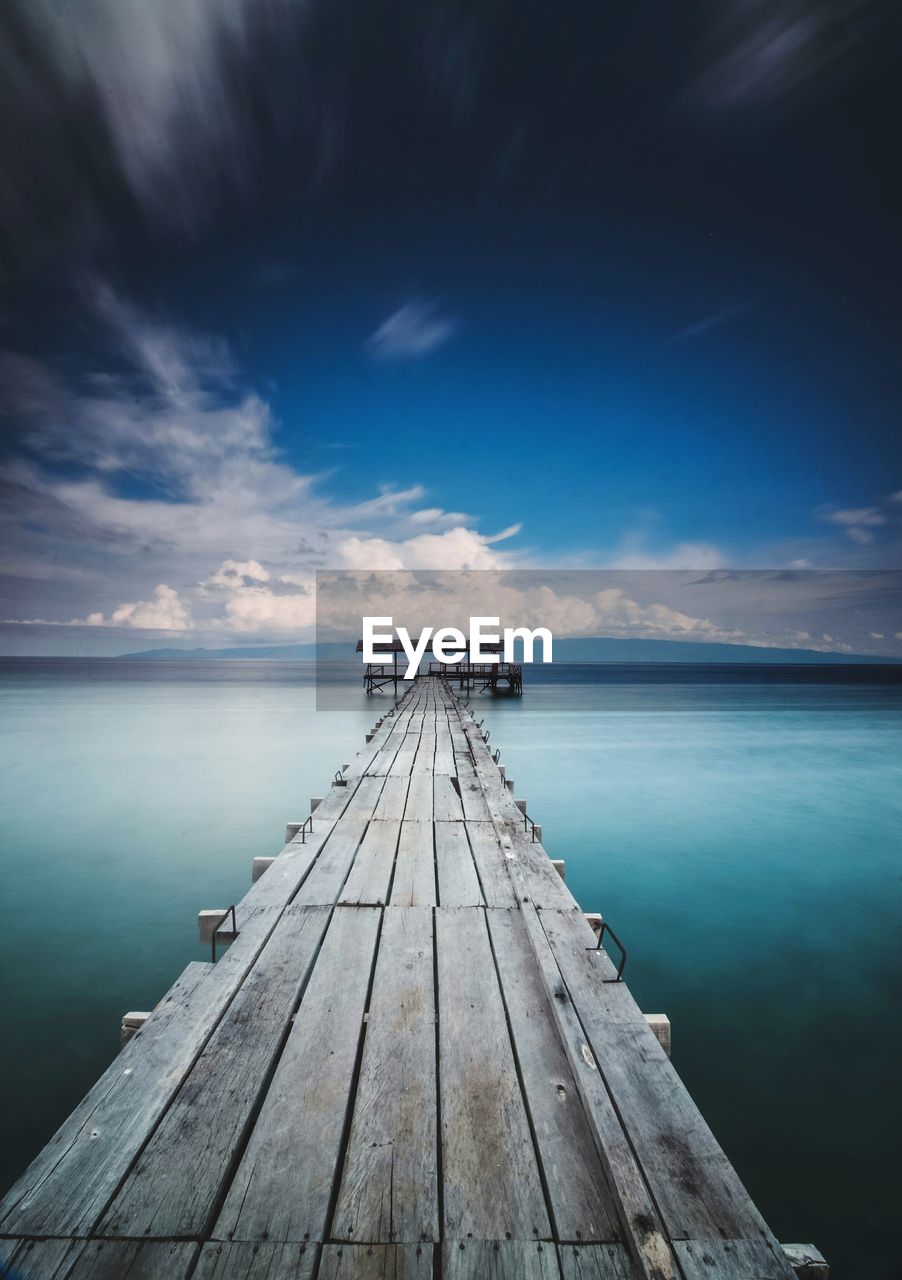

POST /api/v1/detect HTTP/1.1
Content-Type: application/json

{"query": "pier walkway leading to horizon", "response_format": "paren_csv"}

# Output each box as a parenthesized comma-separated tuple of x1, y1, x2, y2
(0, 679, 805, 1280)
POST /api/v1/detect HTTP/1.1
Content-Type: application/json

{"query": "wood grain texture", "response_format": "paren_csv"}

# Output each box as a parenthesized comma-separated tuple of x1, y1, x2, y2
(434, 822, 483, 907)
(390, 822, 436, 907)
(435, 907, 550, 1242)
(557, 1244, 635, 1280)
(341, 821, 401, 905)
(442, 1240, 560, 1280)
(518, 906, 677, 1280)
(372, 777, 410, 821)
(485, 909, 621, 1244)
(99, 906, 332, 1239)
(293, 823, 370, 906)
(333, 907, 438, 1243)
(432, 775, 464, 822)
(673, 1239, 797, 1280)
(194, 1242, 317, 1279)
(538, 909, 785, 1256)
(318, 1244, 432, 1279)
(0, 1241, 199, 1280)
(214, 907, 381, 1243)
(464, 821, 518, 907)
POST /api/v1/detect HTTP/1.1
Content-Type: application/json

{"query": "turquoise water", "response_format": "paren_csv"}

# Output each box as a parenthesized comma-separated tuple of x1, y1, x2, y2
(1, 661, 900, 1277)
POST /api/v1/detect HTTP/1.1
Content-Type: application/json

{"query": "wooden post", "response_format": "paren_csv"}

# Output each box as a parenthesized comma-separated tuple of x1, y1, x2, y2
(644, 1014, 672, 1058)
(197, 910, 236, 946)
(782, 1245, 829, 1278)
(120, 1012, 149, 1047)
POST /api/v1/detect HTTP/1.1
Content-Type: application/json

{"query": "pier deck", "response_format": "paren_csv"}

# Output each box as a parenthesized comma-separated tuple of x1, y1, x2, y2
(1, 679, 798, 1280)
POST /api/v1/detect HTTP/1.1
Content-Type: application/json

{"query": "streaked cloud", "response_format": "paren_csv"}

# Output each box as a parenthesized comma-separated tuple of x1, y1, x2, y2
(666, 304, 747, 344)
(365, 301, 458, 362)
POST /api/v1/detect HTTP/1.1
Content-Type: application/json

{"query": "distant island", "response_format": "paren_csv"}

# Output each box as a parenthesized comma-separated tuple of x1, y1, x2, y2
(118, 637, 898, 664)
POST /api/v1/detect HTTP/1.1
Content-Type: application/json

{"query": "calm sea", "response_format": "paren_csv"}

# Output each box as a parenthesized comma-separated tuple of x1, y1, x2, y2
(1, 659, 900, 1278)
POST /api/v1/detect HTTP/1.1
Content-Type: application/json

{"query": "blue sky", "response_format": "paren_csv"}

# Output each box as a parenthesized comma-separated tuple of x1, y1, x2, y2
(1, 0, 900, 653)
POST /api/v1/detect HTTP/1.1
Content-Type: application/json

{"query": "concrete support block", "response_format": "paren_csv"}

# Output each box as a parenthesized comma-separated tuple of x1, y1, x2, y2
(514, 799, 527, 814)
(366, 733, 374, 743)
(310, 797, 323, 812)
(505, 779, 515, 793)
(584, 912, 603, 938)
(198, 909, 236, 946)
(120, 1011, 149, 1047)
(252, 856, 275, 882)
(551, 858, 566, 880)
(532, 824, 542, 843)
(644, 1014, 672, 1058)
(285, 821, 303, 843)
(782, 1245, 829, 1278)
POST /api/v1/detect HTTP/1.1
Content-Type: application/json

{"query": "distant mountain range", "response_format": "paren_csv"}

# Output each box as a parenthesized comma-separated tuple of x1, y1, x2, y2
(118, 637, 898, 664)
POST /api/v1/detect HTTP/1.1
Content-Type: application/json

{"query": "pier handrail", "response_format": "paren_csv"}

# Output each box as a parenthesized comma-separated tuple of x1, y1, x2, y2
(593, 917, 627, 981)
(211, 905, 238, 962)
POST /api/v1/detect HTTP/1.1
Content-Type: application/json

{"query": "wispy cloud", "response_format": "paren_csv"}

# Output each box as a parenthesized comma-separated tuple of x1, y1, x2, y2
(0, 286, 513, 635)
(667, 304, 747, 344)
(365, 300, 458, 362)
(820, 504, 888, 544)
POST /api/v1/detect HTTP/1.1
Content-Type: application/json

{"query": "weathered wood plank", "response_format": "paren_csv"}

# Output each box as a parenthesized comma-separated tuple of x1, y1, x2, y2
(342, 775, 388, 819)
(485, 909, 621, 1244)
(442, 1241, 560, 1279)
(0, 912, 281, 1238)
(557, 1244, 635, 1279)
(318, 1244, 432, 1279)
(517, 905, 677, 1280)
(341, 821, 401, 905)
(293, 823, 370, 906)
(239, 818, 337, 912)
(0, 1238, 85, 1280)
(434, 822, 483, 907)
(463, 821, 519, 908)
(493, 822, 577, 912)
(537, 909, 790, 1261)
(412, 735, 436, 775)
(0, 1240, 199, 1280)
(403, 774, 434, 823)
(435, 907, 550, 1242)
(674, 1239, 799, 1279)
(194, 1242, 317, 1279)
(432, 775, 464, 822)
(333, 907, 438, 1243)
(389, 741, 419, 778)
(390, 822, 436, 907)
(214, 906, 381, 1243)
(99, 905, 332, 1239)
(454, 758, 491, 821)
(371, 777, 410, 821)
(70, 1242, 197, 1279)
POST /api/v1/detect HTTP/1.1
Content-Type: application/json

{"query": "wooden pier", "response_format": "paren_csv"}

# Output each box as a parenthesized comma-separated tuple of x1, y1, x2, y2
(358, 641, 522, 696)
(0, 678, 816, 1280)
